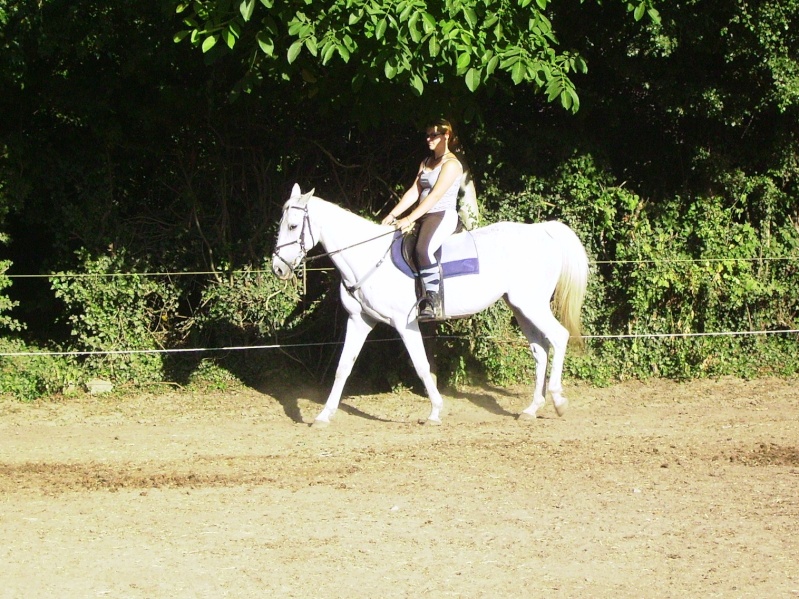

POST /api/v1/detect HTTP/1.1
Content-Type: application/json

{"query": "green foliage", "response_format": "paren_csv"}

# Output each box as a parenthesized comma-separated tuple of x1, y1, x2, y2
(1, 0, 797, 397)
(439, 302, 532, 386)
(720, 0, 799, 113)
(0, 262, 19, 330)
(460, 151, 799, 385)
(185, 357, 246, 391)
(0, 338, 81, 401)
(172, 0, 657, 118)
(185, 262, 302, 341)
(576, 0, 799, 197)
(0, 236, 22, 332)
(587, 187, 799, 380)
(50, 250, 181, 384)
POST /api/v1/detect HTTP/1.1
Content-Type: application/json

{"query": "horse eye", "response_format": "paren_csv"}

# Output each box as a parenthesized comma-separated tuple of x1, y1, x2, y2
(288, 224, 298, 231)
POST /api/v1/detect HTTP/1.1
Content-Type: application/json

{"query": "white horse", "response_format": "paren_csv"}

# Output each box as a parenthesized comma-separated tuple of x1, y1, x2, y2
(272, 184, 589, 426)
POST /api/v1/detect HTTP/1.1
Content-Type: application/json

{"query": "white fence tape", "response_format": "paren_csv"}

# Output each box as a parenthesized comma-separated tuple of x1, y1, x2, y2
(1, 330, 797, 358)
(1, 255, 796, 357)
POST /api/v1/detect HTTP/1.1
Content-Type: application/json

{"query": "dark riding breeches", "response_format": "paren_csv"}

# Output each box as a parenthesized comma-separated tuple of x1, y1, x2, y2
(414, 210, 457, 269)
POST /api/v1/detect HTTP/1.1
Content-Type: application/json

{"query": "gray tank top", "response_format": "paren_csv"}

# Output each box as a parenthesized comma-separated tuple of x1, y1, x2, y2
(418, 159, 462, 212)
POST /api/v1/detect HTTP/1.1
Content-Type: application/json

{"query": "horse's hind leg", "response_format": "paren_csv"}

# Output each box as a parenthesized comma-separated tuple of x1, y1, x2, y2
(532, 310, 571, 416)
(508, 306, 550, 419)
(508, 301, 571, 417)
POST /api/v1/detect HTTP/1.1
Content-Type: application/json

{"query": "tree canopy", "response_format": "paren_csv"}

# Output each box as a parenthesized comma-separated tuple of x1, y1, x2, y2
(173, 0, 659, 122)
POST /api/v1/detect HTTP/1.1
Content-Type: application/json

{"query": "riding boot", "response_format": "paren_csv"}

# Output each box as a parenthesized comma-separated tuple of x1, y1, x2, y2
(417, 264, 442, 321)
(418, 290, 441, 321)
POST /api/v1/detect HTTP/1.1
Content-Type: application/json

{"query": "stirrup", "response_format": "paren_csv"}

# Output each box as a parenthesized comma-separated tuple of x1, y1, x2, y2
(417, 291, 441, 321)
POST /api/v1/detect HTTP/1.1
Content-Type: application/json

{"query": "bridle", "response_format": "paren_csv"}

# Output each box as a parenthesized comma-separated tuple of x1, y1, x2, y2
(273, 204, 316, 273)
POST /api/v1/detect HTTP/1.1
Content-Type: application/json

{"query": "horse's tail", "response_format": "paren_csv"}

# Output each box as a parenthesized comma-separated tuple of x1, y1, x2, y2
(544, 221, 589, 348)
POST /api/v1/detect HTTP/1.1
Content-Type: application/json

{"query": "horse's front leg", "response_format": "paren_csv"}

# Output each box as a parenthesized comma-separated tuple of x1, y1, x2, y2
(396, 322, 444, 424)
(314, 312, 374, 426)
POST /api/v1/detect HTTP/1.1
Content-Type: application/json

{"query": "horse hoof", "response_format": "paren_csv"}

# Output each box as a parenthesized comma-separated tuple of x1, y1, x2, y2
(311, 419, 330, 429)
(554, 398, 568, 417)
(420, 418, 442, 426)
(517, 411, 538, 421)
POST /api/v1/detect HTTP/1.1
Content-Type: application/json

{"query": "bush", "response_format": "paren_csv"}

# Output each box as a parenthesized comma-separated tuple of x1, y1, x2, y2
(455, 153, 799, 385)
(0, 338, 82, 401)
(185, 262, 302, 343)
(50, 249, 180, 384)
(0, 232, 23, 333)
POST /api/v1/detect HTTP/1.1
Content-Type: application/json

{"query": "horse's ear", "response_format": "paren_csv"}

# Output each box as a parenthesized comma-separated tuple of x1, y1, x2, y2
(298, 188, 315, 206)
(290, 183, 302, 198)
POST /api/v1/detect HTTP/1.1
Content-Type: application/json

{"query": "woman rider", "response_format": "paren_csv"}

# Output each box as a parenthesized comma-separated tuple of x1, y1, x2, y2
(382, 119, 464, 320)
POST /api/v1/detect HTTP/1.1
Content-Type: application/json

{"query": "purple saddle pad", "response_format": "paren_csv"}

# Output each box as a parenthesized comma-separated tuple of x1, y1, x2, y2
(390, 231, 479, 279)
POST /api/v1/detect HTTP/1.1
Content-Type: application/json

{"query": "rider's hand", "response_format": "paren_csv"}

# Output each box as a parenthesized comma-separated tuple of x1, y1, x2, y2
(398, 217, 414, 233)
(381, 214, 397, 226)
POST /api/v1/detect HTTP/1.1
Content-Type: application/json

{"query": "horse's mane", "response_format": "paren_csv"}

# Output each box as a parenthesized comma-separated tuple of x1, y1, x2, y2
(309, 196, 384, 232)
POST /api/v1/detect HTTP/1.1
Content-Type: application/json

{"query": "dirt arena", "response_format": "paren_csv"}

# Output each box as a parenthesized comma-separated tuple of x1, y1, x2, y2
(1, 376, 797, 598)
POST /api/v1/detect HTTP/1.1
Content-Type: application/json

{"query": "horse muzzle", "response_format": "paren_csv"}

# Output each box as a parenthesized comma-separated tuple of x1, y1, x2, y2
(271, 253, 295, 280)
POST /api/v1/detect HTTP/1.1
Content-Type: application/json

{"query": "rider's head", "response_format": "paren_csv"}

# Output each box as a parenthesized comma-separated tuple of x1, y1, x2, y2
(426, 118, 460, 152)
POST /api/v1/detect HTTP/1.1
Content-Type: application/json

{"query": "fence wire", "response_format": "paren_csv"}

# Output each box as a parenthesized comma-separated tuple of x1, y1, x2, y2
(1, 254, 796, 357)
(4, 254, 798, 279)
(1, 329, 797, 358)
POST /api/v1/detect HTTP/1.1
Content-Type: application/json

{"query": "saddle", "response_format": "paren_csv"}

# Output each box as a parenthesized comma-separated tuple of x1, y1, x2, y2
(390, 227, 480, 320)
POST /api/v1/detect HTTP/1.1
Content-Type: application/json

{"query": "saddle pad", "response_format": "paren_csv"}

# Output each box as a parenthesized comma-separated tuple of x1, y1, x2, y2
(390, 230, 479, 279)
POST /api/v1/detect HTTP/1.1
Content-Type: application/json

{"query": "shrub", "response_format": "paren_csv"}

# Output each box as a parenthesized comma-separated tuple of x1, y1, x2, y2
(454, 154, 799, 385)
(186, 262, 302, 341)
(0, 338, 82, 400)
(50, 249, 180, 384)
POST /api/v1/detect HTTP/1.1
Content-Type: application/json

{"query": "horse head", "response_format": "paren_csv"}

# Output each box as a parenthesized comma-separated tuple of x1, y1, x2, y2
(272, 183, 317, 280)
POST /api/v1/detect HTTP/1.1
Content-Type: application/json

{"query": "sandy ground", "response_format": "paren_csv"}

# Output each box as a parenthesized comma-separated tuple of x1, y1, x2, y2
(1, 376, 798, 598)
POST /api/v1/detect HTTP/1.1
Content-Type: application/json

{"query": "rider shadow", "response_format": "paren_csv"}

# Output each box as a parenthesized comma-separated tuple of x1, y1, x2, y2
(254, 375, 319, 424)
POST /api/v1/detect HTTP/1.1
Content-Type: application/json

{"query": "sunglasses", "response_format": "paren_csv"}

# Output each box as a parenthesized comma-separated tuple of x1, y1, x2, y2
(425, 132, 443, 139)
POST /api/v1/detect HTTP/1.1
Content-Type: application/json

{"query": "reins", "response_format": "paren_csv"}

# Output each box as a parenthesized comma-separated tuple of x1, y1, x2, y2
(303, 229, 396, 264)
(274, 204, 397, 265)
(303, 228, 396, 295)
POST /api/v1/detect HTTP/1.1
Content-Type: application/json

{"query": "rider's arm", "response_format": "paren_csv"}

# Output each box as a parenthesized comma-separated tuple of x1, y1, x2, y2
(382, 161, 425, 225)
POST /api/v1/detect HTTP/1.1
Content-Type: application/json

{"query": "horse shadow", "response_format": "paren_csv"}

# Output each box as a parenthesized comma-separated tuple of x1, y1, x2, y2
(441, 382, 520, 418)
(255, 376, 397, 425)
(268, 382, 523, 424)
(255, 371, 521, 424)
(234, 330, 524, 424)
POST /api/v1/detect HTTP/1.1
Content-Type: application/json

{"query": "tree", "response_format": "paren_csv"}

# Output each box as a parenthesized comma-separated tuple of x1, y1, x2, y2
(548, 0, 799, 199)
(172, 0, 660, 123)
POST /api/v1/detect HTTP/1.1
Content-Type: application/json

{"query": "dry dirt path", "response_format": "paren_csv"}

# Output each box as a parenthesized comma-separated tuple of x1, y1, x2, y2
(1, 377, 798, 598)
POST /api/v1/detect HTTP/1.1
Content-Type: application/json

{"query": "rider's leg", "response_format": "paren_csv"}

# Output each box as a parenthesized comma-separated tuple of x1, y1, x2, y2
(414, 210, 457, 319)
